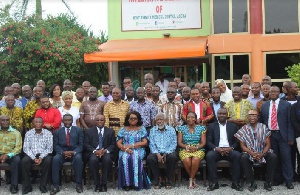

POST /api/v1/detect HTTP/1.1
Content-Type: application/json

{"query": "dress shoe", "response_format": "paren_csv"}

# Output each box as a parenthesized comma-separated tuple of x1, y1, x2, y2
(50, 187, 60, 195)
(10, 185, 18, 194)
(248, 182, 257, 192)
(76, 185, 83, 193)
(39, 186, 48, 193)
(231, 182, 243, 191)
(100, 184, 107, 192)
(286, 182, 294, 189)
(207, 182, 219, 191)
(264, 182, 272, 191)
(272, 181, 283, 186)
(94, 185, 100, 192)
(22, 186, 33, 194)
(123, 186, 131, 191)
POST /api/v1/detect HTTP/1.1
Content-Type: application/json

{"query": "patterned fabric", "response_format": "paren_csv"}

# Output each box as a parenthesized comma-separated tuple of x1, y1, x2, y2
(224, 99, 254, 122)
(182, 100, 214, 124)
(23, 100, 40, 130)
(0, 106, 23, 132)
(117, 127, 151, 189)
(178, 125, 206, 161)
(0, 126, 22, 158)
(104, 100, 130, 136)
(160, 100, 182, 128)
(50, 97, 64, 108)
(151, 99, 164, 114)
(149, 125, 177, 154)
(234, 123, 271, 163)
(0, 99, 22, 109)
(130, 100, 157, 128)
(34, 107, 62, 131)
(80, 100, 105, 128)
(23, 128, 53, 159)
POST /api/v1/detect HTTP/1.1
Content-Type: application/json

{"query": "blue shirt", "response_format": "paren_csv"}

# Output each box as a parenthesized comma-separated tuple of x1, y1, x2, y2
(130, 100, 157, 127)
(247, 95, 263, 109)
(20, 96, 33, 109)
(212, 101, 221, 119)
(149, 125, 177, 154)
(0, 99, 22, 109)
(98, 95, 113, 103)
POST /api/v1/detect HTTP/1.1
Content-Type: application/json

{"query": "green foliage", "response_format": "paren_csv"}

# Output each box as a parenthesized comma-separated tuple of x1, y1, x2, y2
(286, 63, 300, 86)
(0, 7, 107, 91)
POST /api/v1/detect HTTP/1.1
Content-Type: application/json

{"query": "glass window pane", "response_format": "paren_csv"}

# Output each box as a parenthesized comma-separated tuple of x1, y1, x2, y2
(266, 53, 300, 79)
(213, 0, 229, 34)
(233, 55, 249, 79)
(215, 55, 230, 80)
(265, 0, 298, 34)
(232, 0, 248, 33)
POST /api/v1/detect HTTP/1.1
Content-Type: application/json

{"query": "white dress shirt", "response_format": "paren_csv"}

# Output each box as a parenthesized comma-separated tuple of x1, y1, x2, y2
(218, 122, 230, 147)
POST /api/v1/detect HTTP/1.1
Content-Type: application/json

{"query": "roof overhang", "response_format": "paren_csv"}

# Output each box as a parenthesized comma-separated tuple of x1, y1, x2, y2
(84, 36, 208, 63)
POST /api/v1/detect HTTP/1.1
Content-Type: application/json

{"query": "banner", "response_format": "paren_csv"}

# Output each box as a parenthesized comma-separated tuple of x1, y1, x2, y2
(121, 0, 202, 31)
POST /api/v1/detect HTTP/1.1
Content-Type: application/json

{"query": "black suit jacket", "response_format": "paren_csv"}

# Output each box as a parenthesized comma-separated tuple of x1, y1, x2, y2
(84, 126, 116, 159)
(206, 121, 239, 151)
(259, 99, 294, 142)
(121, 90, 137, 100)
(209, 101, 226, 123)
(53, 126, 84, 154)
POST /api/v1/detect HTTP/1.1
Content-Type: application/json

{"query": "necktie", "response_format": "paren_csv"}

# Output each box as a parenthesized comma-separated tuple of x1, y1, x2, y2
(98, 129, 103, 149)
(105, 97, 109, 103)
(271, 101, 277, 130)
(66, 128, 70, 146)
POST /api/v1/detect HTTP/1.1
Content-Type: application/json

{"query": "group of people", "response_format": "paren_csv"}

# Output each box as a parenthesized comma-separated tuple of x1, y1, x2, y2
(0, 73, 299, 194)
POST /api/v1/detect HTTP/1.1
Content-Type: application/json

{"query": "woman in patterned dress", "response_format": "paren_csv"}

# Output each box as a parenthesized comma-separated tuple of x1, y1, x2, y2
(116, 111, 151, 191)
(178, 111, 206, 189)
(49, 84, 64, 108)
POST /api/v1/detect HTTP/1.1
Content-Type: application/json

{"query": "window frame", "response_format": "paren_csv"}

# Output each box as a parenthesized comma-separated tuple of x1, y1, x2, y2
(211, 0, 250, 34)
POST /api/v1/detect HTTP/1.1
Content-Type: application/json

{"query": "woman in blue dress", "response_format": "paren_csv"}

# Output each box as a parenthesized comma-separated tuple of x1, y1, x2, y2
(116, 111, 151, 191)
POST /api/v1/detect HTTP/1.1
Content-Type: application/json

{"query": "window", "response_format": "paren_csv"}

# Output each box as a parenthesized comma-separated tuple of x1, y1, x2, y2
(212, 54, 250, 89)
(264, 0, 299, 34)
(212, 0, 248, 34)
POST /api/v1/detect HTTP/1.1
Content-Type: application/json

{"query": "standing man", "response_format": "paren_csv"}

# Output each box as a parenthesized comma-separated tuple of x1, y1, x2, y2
(85, 114, 115, 192)
(291, 97, 300, 181)
(152, 85, 163, 113)
(82, 81, 91, 102)
(247, 82, 263, 109)
(147, 113, 178, 189)
(0, 115, 22, 194)
(206, 108, 243, 191)
(121, 77, 137, 100)
(34, 96, 61, 132)
(124, 86, 136, 102)
(36, 80, 50, 97)
(261, 75, 272, 86)
(235, 110, 277, 192)
(80, 87, 105, 129)
(181, 86, 191, 105)
(155, 73, 169, 96)
(241, 84, 250, 99)
(98, 83, 112, 103)
(22, 117, 53, 194)
(0, 86, 22, 108)
(259, 86, 294, 189)
(130, 87, 157, 132)
(210, 87, 226, 123)
(242, 74, 251, 85)
(11, 83, 22, 100)
(51, 114, 84, 194)
(72, 87, 85, 110)
(160, 87, 182, 128)
(182, 88, 213, 125)
(20, 85, 33, 109)
(224, 86, 254, 128)
(144, 73, 154, 85)
(63, 79, 76, 101)
(256, 84, 271, 114)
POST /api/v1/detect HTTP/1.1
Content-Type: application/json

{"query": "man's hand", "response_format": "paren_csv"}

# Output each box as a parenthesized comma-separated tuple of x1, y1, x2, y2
(63, 151, 73, 159)
(156, 153, 163, 163)
(215, 148, 225, 156)
(196, 119, 202, 124)
(96, 149, 106, 158)
(288, 141, 294, 145)
(0, 154, 9, 163)
(44, 124, 53, 130)
(34, 158, 42, 165)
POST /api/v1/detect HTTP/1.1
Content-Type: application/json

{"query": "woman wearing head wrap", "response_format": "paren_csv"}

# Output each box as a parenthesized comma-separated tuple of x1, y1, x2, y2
(215, 79, 233, 103)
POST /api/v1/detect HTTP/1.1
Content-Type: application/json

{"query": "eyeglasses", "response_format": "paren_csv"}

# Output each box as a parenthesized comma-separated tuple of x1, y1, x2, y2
(129, 118, 138, 121)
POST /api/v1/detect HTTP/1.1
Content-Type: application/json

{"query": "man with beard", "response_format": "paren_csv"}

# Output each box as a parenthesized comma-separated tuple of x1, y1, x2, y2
(210, 87, 226, 123)
(147, 113, 177, 189)
(80, 87, 105, 129)
(34, 96, 61, 132)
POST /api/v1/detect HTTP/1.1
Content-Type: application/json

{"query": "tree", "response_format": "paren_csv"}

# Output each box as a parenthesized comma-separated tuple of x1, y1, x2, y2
(0, 6, 107, 92)
(286, 63, 300, 87)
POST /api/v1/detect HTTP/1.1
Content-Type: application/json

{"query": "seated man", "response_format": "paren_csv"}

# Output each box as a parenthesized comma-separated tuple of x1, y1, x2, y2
(84, 114, 115, 192)
(0, 115, 22, 194)
(235, 110, 277, 192)
(51, 114, 84, 194)
(147, 113, 178, 189)
(22, 117, 53, 194)
(206, 108, 243, 191)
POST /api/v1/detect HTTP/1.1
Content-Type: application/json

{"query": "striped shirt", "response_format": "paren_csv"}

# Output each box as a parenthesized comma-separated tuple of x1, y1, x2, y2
(23, 128, 53, 159)
(0, 126, 22, 158)
(104, 100, 130, 136)
(160, 100, 183, 128)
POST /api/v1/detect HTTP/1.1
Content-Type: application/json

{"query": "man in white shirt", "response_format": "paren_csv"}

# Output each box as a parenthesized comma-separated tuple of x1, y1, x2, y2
(155, 73, 169, 96)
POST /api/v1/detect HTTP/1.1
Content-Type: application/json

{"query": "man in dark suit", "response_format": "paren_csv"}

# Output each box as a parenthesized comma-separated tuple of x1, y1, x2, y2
(209, 87, 226, 123)
(121, 77, 137, 100)
(50, 114, 84, 194)
(84, 114, 115, 192)
(259, 86, 294, 189)
(206, 108, 243, 191)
